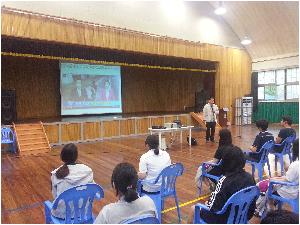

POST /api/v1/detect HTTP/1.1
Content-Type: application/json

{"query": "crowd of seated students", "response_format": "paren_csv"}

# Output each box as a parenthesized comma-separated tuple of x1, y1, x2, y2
(48, 115, 298, 224)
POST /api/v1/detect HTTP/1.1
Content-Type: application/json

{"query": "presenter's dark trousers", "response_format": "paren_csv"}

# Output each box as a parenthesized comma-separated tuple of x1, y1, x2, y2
(206, 122, 216, 141)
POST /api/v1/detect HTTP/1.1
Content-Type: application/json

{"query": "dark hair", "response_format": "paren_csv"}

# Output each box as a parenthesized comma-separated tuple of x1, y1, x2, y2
(261, 209, 299, 224)
(145, 135, 159, 155)
(256, 120, 269, 131)
(218, 129, 232, 147)
(292, 138, 299, 161)
(111, 162, 139, 203)
(282, 115, 292, 125)
(208, 97, 214, 100)
(55, 143, 78, 179)
(222, 146, 245, 174)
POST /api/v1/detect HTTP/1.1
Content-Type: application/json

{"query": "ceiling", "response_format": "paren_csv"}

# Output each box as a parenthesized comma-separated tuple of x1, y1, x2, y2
(210, 1, 299, 61)
(2, 1, 299, 61)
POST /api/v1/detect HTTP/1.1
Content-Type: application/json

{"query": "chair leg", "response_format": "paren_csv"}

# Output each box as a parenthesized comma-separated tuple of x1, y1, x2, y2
(279, 156, 284, 176)
(266, 159, 271, 178)
(174, 195, 181, 223)
(258, 166, 263, 181)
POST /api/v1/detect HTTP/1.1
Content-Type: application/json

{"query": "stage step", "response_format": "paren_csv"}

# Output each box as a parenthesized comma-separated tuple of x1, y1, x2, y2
(13, 122, 51, 156)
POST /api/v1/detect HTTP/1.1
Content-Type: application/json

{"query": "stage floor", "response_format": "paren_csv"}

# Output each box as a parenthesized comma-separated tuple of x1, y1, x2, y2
(1, 124, 298, 224)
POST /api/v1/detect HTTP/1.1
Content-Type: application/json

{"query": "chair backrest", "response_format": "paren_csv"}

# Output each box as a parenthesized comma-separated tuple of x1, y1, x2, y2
(218, 186, 260, 223)
(281, 135, 296, 155)
(155, 163, 184, 198)
(1, 127, 15, 144)
(121, 214, 159, 224)
(52, 183, 104, 224)
(258, 140, 274, 164)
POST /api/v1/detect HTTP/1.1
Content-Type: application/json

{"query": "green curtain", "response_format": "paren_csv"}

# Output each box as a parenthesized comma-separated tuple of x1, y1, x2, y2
(253, 102, 299, 124)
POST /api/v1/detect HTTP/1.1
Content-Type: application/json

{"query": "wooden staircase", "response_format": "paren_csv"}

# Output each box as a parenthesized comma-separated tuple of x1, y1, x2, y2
(190, 112, 221, 128)
(13, 122, 51, 156)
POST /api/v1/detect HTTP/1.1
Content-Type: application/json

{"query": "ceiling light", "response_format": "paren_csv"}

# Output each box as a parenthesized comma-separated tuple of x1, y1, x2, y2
(214, 6, 226, 15)
(241, 37, 252, 45)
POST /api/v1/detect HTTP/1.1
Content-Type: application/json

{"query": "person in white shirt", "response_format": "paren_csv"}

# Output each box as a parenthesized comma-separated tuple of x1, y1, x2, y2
(51, 143, 94, 219)
(271, 138, 299, 200)
(138, 135, 171, 193)
(203, 97, 219, 143)
(94, 162, 157, 224)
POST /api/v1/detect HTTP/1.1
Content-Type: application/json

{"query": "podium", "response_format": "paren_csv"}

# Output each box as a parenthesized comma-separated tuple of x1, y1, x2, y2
(218, 108, 229, 127)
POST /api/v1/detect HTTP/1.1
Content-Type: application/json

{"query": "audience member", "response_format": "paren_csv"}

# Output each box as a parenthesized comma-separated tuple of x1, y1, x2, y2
(94, 162, 157, 223)
(256, 139, 299, 216)
(138, 134, 171, 193)
(273, 115, 296, 153)
(195, 128, 233, 189)
(260, 209, 299, 224)
(51, 143, 94, 218)
(189, 146, 256, 223)
(244, 119, 274, 162)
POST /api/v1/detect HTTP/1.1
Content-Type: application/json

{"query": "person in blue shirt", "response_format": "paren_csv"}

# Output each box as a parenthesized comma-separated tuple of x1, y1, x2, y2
(244, 119, 274, 162)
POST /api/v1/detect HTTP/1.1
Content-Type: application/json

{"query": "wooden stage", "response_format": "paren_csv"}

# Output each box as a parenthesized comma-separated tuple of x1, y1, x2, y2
(1, 123, 298, 224)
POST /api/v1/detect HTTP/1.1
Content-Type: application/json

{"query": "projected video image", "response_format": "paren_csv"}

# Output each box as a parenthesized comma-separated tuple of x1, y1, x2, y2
(60, 62, 122, 115)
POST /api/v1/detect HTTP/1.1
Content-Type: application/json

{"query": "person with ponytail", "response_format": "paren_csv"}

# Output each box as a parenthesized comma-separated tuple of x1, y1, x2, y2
(138, 135, 171, 193)
(94, 162, 157, 224)
(51, 143, 94, 218)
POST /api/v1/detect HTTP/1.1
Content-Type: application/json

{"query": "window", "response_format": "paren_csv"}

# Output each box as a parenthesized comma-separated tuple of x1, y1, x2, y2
(257, 67, 299, 101)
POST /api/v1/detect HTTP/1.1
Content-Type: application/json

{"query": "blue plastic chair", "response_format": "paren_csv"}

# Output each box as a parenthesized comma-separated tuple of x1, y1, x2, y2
(270, 135, 296, 175)
(138, 163, 184, 223)
(245, 140, 274, 181)
(194, 186, 260, 224)
(267, 180, 299, 214)
(121, 214, 160, 224)
(44, 183, 104, 224)
(1, 127, 17, 153)
(197, 160, 223, 195)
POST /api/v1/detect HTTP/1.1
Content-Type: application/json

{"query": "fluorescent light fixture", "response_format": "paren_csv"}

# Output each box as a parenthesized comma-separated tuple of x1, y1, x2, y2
(214, 6, 226, 15)
(241, 37, 252, 45)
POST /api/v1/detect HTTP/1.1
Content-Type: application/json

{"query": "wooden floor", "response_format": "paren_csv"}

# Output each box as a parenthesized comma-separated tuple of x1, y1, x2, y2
(1, 124, 298, 224)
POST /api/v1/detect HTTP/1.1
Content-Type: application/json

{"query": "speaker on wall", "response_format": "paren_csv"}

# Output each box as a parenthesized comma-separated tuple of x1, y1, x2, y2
(1, 90, 17, 125)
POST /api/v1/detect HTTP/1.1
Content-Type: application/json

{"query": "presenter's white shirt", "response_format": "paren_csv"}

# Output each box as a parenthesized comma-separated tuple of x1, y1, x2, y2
(139, 149, 171, 192)
(203, 103, 219, 122)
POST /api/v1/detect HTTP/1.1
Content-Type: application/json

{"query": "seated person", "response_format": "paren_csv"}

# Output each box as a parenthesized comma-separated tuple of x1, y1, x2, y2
(270, 138, 299, 206)
(260, 209, 299, 224)
(244, 119, 274, 162)
(273, 115, 296, 153)
(256, 139, 299, 216)
(138, 135, 171, 193)
(189, 146, 256, 223)
(94, 162, 157, 224)
(195, 128, 233, 189)
(51, 143, 94, 219)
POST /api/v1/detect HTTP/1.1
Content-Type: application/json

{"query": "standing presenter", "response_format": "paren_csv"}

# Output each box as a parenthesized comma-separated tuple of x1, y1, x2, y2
(203, 97, 219, 143)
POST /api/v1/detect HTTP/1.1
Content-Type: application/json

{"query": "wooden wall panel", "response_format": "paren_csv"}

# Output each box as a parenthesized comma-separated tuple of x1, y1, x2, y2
(1, 56, 60, 120)
(122, 67, 214, 113)
(178, 115, 190, 126)
(120, 119, 135, 136)
(136, 118, 150, 134)
(61, 123, 81, 142)
(1, 10, 252, 122)
(43, 124, 59, 144)
(102, 120, 119, 137)
(150, 117, 164, 127)
(83, 122, 100, 140)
